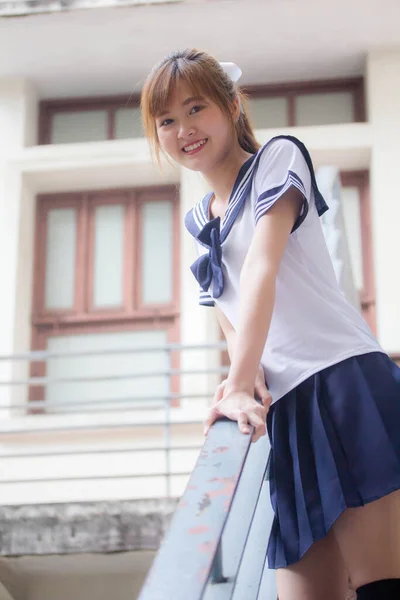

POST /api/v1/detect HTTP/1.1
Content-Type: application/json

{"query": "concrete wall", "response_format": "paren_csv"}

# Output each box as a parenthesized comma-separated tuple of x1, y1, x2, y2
(5, 551, 155, 600)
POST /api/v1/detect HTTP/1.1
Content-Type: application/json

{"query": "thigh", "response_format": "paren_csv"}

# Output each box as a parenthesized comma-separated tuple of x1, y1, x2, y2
(333, 489, 400, 590)
(276, 528, 349, 600)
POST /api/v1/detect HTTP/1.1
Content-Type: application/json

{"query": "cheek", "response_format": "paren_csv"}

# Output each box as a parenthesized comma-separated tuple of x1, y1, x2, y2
(157, 129, 176, 154)
(208, 115, 234, 142)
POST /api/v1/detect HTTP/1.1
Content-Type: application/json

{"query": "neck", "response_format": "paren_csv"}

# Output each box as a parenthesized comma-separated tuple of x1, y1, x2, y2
(202, 143, 254, 205)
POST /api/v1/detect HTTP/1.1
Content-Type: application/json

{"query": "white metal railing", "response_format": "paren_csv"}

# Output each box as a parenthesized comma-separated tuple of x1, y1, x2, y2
(0, 0, 183, 17)
(0, 342, 227, 500)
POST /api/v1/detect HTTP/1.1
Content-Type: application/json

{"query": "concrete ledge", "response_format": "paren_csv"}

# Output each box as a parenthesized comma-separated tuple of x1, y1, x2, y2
(0, 498, 178, 557)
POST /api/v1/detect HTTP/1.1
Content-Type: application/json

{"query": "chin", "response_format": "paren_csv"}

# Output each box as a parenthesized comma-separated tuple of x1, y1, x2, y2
(184, 154, 213, 174)
(182, 161, 204, 172)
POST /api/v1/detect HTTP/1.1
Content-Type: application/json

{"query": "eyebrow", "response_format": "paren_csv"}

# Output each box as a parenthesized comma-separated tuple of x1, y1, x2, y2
(157, 96, 205, 118)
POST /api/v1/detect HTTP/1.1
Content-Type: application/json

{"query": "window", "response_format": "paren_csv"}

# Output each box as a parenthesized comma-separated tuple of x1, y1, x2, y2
(39, 97, 143, 144)
(31, 187, 179, 411)
(39, 78, 365, 144)
(245, 78, 364, 129)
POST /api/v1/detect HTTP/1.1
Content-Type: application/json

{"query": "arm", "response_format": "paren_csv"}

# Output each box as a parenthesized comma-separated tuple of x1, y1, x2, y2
(204, 187, 303, 442)
(225, 187, 303, 395)
(215, 305, 270, 400)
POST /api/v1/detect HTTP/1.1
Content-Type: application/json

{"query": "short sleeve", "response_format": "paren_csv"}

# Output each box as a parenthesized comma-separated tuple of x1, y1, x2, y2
(254, 139, 312, 232)
(199, 289, 215, 307)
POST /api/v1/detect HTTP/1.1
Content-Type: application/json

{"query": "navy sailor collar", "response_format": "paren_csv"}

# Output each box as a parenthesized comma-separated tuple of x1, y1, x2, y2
(185, 135, 328, 299)
(185, 135, 328, 247)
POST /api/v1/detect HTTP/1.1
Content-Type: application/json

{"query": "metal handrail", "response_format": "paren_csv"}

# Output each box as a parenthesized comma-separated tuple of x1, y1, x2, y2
(138, 418, 276, 600)
(0, 366, 227, 387)
(0, 418, 203, 435)
(0, 443, 201, 459)
(0, 342, 226, 362)
(0, 391, 217, 410)
(0, 470, 193, 485)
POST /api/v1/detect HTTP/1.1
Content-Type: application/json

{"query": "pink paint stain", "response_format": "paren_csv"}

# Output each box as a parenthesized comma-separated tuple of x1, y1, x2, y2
(188, 525, 209, 535)
(212, 446, 229, 454)
(208, 477, 236, 499)
(199, 541, 214, 554)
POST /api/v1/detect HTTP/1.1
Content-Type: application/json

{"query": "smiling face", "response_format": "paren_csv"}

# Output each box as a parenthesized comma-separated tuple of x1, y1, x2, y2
(155, 81, 238, 174)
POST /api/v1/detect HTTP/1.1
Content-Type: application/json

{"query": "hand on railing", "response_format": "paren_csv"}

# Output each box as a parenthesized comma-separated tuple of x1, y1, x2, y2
(204, 364, 271, 443)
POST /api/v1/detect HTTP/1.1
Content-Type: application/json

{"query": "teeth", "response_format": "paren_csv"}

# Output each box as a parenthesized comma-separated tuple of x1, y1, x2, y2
(184, 140, 206, 152)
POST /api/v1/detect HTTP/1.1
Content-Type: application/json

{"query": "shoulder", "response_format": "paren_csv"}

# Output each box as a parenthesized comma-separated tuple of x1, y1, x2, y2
(256, 137, 309, 176)
(253, 137, 312, 193)
(259, 137, 298, 161)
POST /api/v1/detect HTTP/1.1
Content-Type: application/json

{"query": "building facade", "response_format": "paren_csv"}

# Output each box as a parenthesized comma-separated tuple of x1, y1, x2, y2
(0, 0, 399, 597)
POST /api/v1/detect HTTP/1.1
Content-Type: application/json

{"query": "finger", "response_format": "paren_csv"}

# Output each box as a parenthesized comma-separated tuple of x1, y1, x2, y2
(262, 396, 272, 412)
(203, 406, 221, 435)
(212, 382, 225, 406)
(237, 410, 251, 435)
(255, 385, 272, 411)
(247, 412, 267, 443)
(255, 380, 270, 404)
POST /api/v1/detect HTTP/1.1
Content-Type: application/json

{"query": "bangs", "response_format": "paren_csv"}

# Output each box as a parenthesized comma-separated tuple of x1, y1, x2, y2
(148, 59, 222, 118)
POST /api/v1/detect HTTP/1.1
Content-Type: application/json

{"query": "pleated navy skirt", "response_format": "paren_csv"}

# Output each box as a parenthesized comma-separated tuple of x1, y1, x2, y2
(266, 351, 400, 569)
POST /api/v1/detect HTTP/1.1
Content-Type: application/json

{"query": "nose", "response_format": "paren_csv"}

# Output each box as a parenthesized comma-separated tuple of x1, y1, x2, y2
(178, 119, 196, 140)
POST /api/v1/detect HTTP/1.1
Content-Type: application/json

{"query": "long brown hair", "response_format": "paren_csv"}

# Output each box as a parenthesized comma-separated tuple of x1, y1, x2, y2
(141, 48, 260, 165)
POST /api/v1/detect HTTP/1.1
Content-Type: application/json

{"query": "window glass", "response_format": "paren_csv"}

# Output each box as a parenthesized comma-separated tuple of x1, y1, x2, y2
(295, 92, 354, 126)
(93, 204, 125, 308)
(51, 110, 108, 144)
(248, 97, 289, 129)
(115, 107, 143, 139)
(142, 201, 173, 304)
(45, 330, 169, 411)
(45, 208, 76, 309)
(341, 185, 364, 290)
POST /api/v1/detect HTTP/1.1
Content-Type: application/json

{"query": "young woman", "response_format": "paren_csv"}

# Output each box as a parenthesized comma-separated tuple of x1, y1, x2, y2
(141, 48, 400, 600)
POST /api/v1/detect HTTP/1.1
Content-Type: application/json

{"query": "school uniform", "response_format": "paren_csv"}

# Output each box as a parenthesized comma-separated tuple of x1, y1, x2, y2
(184, 135, 400, 569)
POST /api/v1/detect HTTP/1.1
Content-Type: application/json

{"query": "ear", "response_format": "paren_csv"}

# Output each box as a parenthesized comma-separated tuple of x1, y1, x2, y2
(231, 96, 241, 124)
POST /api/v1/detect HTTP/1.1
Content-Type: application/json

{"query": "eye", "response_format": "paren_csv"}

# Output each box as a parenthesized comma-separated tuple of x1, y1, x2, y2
(159, 118, 173, 127)
(189, 105, 205, 115)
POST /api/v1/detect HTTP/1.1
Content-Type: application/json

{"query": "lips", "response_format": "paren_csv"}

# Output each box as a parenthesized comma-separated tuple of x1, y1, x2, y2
(182, 139, 208, 153)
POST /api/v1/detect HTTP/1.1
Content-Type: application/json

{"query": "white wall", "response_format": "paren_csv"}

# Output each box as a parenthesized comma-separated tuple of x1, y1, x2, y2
(366, 50, 400, 352)
(0, 79, 38, 420)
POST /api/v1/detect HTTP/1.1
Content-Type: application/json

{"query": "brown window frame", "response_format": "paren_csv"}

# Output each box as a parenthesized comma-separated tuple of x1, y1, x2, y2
(31, 185, 180, 408)
(243, 77, 365, 126)
(39, 77, 365, 144)
(39, 95, 138, 145)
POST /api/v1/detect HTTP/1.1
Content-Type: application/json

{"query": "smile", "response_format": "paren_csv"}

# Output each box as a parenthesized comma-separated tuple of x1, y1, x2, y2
(182, 139, 208, 154)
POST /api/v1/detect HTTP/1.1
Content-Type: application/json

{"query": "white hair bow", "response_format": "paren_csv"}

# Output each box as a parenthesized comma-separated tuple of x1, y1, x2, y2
(219, 62, 242, 83)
